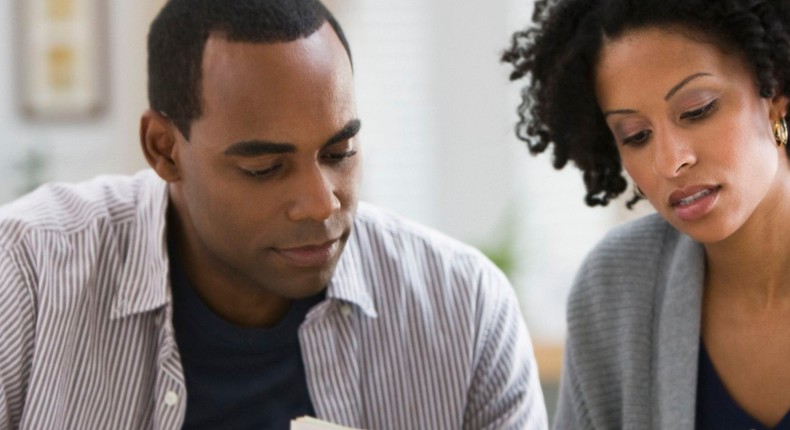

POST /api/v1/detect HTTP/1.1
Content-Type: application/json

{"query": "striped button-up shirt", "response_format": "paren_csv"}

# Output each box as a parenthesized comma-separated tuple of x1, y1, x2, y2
(0, 170, 547, 429)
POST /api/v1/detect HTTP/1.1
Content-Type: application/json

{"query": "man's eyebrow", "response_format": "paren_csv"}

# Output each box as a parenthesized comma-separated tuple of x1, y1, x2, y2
(665, 72, 712, 101)
(222, 119, 361, 157)
(223, 141, 296, 157)
(324, 119, 362, 147)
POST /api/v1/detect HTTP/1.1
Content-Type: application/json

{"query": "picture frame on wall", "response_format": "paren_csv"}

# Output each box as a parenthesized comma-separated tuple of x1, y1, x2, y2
(16, 0, 108, 120)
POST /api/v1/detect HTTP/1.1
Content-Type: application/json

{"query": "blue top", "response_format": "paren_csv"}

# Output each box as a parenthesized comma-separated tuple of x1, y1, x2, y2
(170, 246, 324, 429)
(696, 341, 790, 430)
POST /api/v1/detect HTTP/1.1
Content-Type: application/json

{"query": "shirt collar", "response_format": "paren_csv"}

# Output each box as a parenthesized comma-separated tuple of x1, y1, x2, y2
(111, 170, 171, 319)
(323, 218, 378, 319)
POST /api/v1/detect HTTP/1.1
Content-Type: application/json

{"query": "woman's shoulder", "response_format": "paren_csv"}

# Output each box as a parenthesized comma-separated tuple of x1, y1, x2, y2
(560, 215, 700, 425)
(596, 213, 675, 257)
(582, 213, 677, 277)
(567, 213, 682, 324)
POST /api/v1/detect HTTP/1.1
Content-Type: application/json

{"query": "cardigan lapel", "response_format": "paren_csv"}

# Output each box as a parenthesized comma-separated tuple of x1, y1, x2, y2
(651, 232, 705, 429)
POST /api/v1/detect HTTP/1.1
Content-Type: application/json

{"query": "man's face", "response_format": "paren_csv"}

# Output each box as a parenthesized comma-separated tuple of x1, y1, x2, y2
(169, 23, 360, 299)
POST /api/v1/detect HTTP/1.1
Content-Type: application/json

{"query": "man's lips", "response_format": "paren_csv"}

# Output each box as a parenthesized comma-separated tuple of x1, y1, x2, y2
(273, 239, 341, 267)
(668, 185, 722, 207)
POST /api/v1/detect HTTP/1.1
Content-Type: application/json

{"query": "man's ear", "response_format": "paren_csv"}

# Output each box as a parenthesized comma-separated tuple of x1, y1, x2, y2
(140, 109, 181, 182)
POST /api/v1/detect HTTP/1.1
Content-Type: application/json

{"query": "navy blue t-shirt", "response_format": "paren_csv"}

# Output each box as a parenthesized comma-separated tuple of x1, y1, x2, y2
(169, 249, 324, 429)
(696, 340, 790, 430)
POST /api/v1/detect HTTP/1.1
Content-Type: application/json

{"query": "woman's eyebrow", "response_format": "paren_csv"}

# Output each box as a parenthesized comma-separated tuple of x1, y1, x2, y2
(665, 72, 713, 101)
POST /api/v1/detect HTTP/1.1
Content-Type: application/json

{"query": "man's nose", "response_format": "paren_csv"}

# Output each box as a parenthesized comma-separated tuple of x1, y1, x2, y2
(286, 166, 341, 222)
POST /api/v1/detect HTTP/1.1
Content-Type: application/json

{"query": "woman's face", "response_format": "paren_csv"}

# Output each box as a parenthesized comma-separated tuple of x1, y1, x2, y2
(595, 27, 789, 244)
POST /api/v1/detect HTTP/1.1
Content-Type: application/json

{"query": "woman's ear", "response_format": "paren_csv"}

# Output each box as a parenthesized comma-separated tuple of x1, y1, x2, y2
(769, 92, 790, 122)
(140, 109, 181, 182)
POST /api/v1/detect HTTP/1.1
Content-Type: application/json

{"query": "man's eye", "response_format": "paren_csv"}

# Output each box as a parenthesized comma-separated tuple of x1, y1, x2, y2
(323, 150, 358, 162)
(242, 164, 282, 179)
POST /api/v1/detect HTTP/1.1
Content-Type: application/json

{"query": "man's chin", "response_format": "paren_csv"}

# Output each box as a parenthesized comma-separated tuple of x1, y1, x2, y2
(269, 265, 336, 300)
(279, 281, 330, 300)
(265, 233, 348, 298)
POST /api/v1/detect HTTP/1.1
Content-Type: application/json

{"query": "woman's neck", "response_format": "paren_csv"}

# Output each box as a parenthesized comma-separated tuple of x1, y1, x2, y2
(703, 179, 790, 309)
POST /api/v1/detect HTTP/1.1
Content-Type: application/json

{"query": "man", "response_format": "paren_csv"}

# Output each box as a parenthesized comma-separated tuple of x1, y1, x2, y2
(0, 0, 547, 428)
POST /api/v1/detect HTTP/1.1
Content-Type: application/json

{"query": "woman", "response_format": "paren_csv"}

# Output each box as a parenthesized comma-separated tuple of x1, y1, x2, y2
(503, 0, 790, 428)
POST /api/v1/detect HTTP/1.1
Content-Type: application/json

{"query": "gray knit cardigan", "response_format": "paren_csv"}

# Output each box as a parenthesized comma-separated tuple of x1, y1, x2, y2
(553, 214, 705, 429)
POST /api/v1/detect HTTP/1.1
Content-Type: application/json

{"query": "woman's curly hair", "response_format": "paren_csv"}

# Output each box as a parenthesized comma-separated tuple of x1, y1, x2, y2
(502, 0, 790, 208)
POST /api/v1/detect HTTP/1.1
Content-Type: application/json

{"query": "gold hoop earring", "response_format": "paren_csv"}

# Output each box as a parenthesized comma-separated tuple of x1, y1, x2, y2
(774, 118, 788, 147)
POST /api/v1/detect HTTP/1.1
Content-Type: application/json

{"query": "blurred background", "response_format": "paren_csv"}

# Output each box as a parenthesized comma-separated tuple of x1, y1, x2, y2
(2, 0, 653, 419)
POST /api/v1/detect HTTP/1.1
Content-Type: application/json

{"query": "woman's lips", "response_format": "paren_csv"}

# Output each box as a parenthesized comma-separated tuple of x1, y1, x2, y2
(669, 185, 722, 222)
(274, 240, 340, 268)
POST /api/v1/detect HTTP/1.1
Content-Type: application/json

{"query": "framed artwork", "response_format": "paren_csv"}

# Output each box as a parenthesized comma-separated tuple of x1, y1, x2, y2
(16, 0, 108, 119)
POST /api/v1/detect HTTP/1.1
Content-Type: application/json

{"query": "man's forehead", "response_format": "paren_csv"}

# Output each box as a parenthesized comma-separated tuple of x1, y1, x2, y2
(202, 22, 346, 69)
(199, 23, 353, 110)
(189, 23, 357, 150)
(203, 25, 347, 88)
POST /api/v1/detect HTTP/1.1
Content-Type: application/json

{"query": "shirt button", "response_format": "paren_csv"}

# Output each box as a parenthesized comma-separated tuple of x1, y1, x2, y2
(340, 304, 352, 317)
(164, 391, 179, 406)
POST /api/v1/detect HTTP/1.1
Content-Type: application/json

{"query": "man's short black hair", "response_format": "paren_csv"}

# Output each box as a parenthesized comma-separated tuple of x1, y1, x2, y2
(147, 0, 352, 138)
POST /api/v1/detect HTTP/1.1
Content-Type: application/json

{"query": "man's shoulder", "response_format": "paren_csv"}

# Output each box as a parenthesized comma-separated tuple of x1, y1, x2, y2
(345, 202, 508, 302)
(0, 170, 164, 251)
(352, 202, 492, 268)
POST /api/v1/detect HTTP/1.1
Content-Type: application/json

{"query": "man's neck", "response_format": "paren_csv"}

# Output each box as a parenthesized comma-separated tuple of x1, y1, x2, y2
(167, 210, 293, 328)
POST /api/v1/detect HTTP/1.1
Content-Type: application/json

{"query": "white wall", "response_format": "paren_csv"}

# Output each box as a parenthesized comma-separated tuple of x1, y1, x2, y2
(327, 0, 532, 246)
(0, 1, 164, 202)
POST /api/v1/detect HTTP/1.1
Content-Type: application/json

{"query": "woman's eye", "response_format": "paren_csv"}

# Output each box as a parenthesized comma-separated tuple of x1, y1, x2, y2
(622, 129, 651, 146)
(680, 100, 717, 121)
